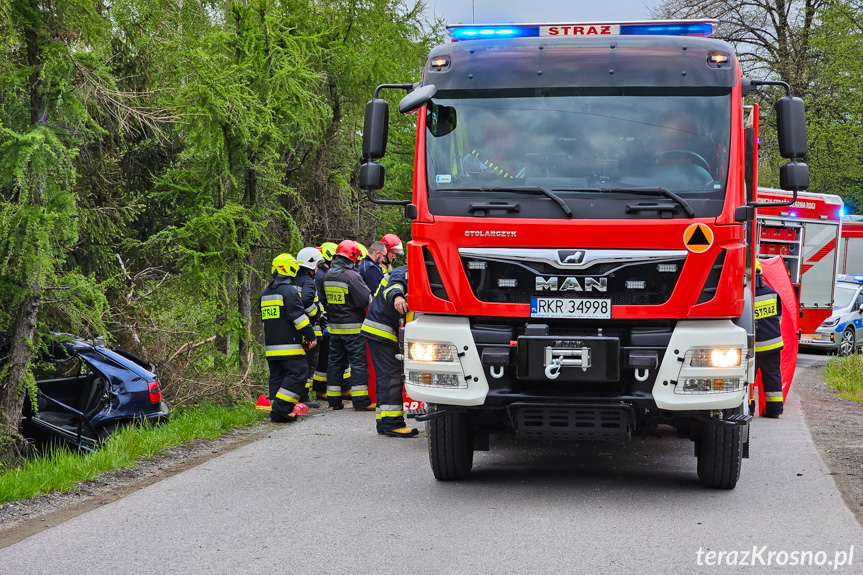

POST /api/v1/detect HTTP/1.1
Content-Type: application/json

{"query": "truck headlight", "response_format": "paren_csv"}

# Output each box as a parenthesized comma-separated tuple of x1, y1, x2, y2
(408, 343, 456, 362)
(675, 378, 743, 395)
(688, 348, 742, 368)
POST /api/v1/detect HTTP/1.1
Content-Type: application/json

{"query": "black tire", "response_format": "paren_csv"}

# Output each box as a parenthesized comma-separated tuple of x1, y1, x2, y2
(696, 417, 742, 489)
(839, 327, 856, 356)
(427, 412, 474, 481)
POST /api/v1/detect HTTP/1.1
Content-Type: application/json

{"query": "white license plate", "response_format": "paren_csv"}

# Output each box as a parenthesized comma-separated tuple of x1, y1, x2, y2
(530, 297, 611, 319)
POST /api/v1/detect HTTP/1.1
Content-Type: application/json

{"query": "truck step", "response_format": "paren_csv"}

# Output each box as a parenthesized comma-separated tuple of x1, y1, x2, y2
(511, 403, 633, 441)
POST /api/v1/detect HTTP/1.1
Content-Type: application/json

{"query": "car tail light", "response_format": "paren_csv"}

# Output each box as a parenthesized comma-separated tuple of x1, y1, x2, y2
(148, 381, 162, 404)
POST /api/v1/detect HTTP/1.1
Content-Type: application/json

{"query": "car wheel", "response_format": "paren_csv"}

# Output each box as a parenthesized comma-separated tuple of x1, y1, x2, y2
(839, 327, 856, 356)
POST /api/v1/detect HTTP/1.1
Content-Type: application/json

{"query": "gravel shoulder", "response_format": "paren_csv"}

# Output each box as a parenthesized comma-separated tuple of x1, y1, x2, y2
(1, 364, 861, 548)
(793, 360, 863, 525)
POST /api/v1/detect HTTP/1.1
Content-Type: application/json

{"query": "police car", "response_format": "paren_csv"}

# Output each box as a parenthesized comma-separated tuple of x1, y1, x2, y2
(801, 275, 863, 355)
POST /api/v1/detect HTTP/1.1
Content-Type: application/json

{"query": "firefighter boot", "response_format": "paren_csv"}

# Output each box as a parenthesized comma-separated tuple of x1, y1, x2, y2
(354, 402, 376, 412)
(383, 427, 419, 438)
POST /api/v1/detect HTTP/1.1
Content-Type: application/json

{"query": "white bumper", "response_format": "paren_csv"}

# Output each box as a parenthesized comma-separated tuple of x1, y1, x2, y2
(403, 315, 488, 406)
(651, 319, 749, 410)
(404, 315, 749, 410)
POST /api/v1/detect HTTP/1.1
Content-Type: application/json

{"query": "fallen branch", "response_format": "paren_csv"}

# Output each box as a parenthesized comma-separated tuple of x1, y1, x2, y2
(168, 335, 217, 363)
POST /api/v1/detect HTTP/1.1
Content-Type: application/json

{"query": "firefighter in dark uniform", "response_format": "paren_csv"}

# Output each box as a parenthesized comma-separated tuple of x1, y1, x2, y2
(361, 265, 418, 437)
(312, 242, 338, 400)
(324, 240, 374, 411)
(295, 246, 325, 407)
(357, 241, 387, 293)
(260, 254, 317, 422)
(754, 260, 784, 418)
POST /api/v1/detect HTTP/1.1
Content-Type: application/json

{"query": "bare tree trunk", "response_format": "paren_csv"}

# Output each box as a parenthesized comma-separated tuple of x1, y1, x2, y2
(0, 280, 40, 459)
(237, 263, 252, 372)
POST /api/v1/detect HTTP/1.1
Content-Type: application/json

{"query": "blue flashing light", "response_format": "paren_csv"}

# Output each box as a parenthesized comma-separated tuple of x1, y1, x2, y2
(450, 26, 539, 41)
(619, 22, 715, 36)
(447, 20, 717, 41)
(840, 207, 846, 217)
(790, 212, 797, 217)
(855, 276, 863, 281)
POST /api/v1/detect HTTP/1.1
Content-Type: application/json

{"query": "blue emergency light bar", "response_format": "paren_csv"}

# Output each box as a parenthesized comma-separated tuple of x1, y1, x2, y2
(447, 20, 718, 42)
(838, 275, 863, 284)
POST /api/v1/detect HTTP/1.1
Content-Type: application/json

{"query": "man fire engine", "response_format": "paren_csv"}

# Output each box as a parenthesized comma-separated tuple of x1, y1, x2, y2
(359, 20, 810, 488)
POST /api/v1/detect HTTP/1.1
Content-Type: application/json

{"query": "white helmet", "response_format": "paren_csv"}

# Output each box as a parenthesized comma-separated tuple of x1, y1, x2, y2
(296, 246, 324, 271)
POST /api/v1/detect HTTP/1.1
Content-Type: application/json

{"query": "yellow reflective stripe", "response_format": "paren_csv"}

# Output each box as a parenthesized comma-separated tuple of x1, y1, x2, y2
(376, 411, 404, 419)
(352, 390, 369, 397)
(266, 349, 305, 357)
(294, 317, 310, 330)
(361, 324, 398, 342)
(755, 341, 784, 352)
(330, 327, 361, 334)
(765, 396, 784, 402)
(276, 392, 299, 404)
(261, 300, 284, 307)
(314, 328, 323, 337)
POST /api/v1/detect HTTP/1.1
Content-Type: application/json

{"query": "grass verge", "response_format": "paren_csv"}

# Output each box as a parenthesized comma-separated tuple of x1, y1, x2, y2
(824, 353, 863, 402)
(0, 403, 267, 504)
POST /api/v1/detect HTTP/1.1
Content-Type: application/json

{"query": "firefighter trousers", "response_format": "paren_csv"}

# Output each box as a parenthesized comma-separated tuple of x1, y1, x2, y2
(368, 340, 405, 433)
(267, 357, 306, 422)
(313, 334, 329, 396)
(756, 350, 784, 415)
(303, 337, 321, 399)
(327, 333, 371, 409)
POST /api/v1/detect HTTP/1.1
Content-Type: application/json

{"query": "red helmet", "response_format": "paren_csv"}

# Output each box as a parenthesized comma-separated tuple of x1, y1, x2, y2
(335, 239, 362, 263)
(380, 233, 404, 255)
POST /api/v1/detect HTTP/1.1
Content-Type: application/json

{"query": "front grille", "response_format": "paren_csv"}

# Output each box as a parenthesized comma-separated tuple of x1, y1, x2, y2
(513, 404, 633, 441)
(463, 256, 685, 305)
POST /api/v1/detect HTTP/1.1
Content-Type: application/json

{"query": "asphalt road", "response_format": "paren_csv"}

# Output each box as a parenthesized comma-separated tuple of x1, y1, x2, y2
(2, 353, 862, 574)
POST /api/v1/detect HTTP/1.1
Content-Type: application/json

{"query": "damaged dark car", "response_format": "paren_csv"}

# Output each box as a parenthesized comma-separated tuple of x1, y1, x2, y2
(7, 336, 170, 451)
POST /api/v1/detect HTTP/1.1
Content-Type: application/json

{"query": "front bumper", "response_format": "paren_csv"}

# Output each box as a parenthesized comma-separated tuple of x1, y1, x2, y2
(404, 315, 749, 411)
(799, 329, 838, 350)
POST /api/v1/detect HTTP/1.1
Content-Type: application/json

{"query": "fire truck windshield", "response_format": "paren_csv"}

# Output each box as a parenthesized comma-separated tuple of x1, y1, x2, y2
(425, 87, 731, 219)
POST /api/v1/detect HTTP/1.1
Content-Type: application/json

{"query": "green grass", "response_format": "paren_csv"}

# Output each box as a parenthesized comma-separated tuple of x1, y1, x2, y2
(824, 354, 863, 402)
(0, 403, 268, 504)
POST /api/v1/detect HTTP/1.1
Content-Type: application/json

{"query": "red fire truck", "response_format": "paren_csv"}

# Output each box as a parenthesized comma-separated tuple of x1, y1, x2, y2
(838, 216, 863, 276)
(359, 20, 809, 488)
(754, 189, 843, 337)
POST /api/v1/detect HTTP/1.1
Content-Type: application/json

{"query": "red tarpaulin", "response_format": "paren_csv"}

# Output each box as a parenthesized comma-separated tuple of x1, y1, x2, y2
(754, 256, 799, 414)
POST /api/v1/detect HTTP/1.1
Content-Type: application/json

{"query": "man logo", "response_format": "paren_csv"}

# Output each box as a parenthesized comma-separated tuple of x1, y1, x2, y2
(558, 250, 585, 264)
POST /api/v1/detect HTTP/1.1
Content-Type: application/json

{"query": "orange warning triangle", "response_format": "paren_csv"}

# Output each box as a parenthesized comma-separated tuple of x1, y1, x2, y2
(254, 395, 272, 412)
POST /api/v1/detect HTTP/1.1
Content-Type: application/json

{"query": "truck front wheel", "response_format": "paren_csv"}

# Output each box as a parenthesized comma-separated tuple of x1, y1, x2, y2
(696, 418, 742, 489)
(428, 411, 474, 481)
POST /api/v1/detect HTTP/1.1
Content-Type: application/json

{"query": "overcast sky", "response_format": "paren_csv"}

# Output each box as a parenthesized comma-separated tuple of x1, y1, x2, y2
(423, 0, 657, 29)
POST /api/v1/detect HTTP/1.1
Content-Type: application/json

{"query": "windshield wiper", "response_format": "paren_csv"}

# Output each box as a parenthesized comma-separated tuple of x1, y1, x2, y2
(551, 187, 695, 218)
(454, 187, 573, 218)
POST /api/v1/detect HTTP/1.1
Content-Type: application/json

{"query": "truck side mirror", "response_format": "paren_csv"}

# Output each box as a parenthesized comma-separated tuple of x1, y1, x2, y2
(359, 162, 385, 191)
(362, 99, 389, 160)
(398, 84, 437, 114)
(735, 205, 755, 222)
(776, 97, 807, 159)
(779, 161, 809, 191)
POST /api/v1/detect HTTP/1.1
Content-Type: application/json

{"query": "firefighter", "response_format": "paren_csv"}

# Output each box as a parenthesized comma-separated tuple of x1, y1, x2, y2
(312, 242, 338, 399)
(295, 246, 325, 407)
(380, 233, 405, 273)
(357, 241, 387, 293)
(754, 260, 784, 418)
(361, 265, 418, 437)
(261, 254, 317, 422)
(324, 240, 374, 411)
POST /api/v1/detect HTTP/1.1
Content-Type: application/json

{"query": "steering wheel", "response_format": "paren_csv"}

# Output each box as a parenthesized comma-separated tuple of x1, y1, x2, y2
(652, 150, 711, 172)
